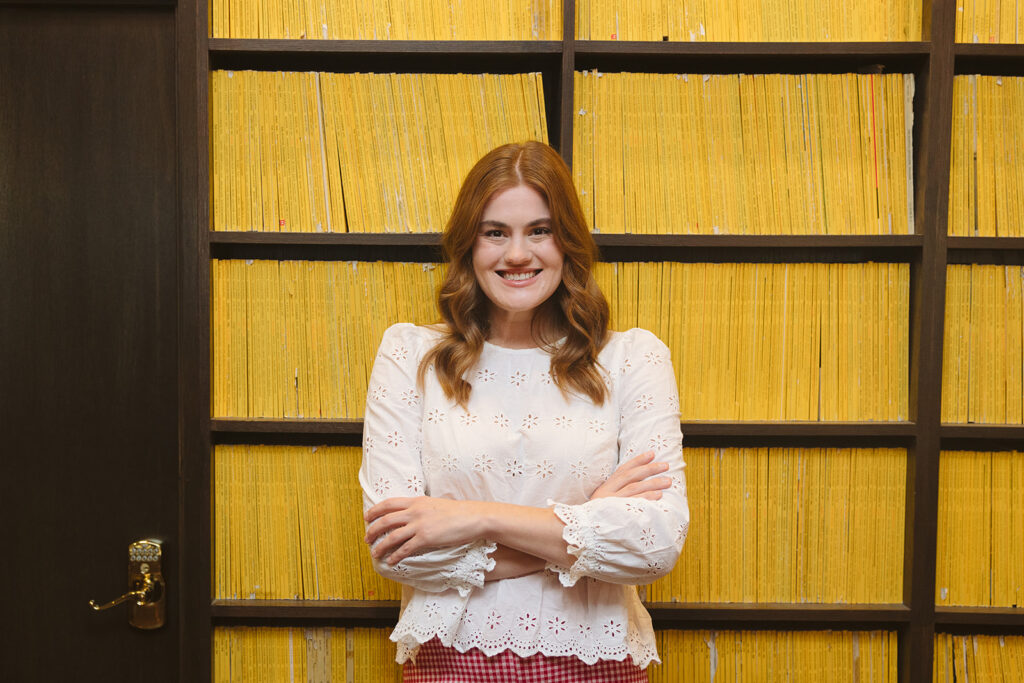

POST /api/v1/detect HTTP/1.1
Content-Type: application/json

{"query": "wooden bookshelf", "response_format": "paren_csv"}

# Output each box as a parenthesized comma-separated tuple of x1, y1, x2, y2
(180, 0, 1024, 680)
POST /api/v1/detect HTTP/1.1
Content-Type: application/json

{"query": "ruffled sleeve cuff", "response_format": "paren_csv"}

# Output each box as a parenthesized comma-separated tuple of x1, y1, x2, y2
(436, 539, 498, 597)
(545, 503, 604, 588)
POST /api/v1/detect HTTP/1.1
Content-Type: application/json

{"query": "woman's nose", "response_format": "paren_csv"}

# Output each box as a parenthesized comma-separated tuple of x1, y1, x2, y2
(504, 235, 531, 264)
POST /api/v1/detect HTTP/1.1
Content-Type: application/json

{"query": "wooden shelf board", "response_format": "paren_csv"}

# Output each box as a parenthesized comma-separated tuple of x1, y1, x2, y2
(210, 39, 563, 55)
(210, 599, 911, 627)
(947, 237, 1024, 250)
(208, 231, 923, 263)
(211, 419, 917, 440)
(576, 41, 930, 56)
(935, 606, 1024, 628)
(940, 424, 1024, 440)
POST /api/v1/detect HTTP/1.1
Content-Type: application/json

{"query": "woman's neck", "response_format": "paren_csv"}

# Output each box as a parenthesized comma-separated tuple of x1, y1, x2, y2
(487, 308, 558, 349)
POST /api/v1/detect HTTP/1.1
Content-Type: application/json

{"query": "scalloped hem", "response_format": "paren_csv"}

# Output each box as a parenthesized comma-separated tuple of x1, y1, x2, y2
(438, 539, 497, 597)
(392, 630, 660, 669)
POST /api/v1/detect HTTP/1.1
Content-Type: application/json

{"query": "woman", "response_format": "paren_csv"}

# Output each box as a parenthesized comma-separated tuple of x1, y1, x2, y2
(360, 141, 688, 681)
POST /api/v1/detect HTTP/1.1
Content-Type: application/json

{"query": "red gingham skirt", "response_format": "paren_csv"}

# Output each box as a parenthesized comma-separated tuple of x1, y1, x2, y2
(402, 638, 650, 683)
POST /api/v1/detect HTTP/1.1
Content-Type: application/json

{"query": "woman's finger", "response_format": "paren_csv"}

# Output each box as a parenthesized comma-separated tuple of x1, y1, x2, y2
(619, 476, 672, 498)
(364, 496, 415, 523)
(370, 523, 417, 561)
(365, 509, 412, 545)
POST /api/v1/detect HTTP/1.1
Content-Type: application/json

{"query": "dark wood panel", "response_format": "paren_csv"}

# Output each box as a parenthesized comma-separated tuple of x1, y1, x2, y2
(0, 5, 178, 681)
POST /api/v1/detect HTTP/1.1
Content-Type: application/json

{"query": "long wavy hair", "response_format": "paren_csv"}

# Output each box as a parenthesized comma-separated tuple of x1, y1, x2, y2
(418, 141, 610, 407)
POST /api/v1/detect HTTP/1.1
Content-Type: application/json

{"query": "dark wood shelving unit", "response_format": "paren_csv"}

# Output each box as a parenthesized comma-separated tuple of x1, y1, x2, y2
(181, 0, 1024, 679)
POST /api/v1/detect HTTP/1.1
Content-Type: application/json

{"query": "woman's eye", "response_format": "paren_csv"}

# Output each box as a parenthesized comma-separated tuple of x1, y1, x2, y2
(531, 227, 552, 236)
(482, 229, 505, 238)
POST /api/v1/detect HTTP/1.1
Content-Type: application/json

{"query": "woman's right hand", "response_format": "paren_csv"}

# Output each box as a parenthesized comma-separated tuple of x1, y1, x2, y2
(589, 451, 672, 501)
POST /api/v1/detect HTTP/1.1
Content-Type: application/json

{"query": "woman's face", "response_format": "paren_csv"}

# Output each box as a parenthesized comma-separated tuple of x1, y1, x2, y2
(472, 184, 564, 325)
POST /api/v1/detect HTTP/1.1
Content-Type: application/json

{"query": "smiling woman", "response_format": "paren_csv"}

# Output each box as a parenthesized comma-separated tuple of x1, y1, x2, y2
(358, 141, 689, 682)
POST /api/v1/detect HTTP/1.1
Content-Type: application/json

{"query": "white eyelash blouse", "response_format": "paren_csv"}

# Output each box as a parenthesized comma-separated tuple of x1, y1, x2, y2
(359, 324, 689, 667)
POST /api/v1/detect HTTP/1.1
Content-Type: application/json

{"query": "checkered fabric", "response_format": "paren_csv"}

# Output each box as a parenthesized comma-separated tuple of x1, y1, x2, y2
(402, 638, 650, 682)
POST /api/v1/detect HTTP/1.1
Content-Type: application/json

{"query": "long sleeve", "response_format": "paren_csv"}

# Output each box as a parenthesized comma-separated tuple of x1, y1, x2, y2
(359, 323, 496, 596)
(548, 328, 689, 587)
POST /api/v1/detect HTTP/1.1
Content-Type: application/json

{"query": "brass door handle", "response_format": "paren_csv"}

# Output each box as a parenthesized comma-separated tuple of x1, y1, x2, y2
(88, 539, 166, 629)
(89, 572, 160, 610)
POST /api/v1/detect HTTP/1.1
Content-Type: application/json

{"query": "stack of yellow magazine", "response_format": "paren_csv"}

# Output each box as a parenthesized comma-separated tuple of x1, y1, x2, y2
(211, 260, 446, 419)
(215, 445, 399, 601)
(576, 0, 921, 41)
(934, 634, 1024, 681)
(649, 447, 905, 604)
(948, 76, 1024, 237)
(210, 0, 562, 40)
(954, 0, 1024, 43)
(935, 450, 1024, 607)
(210, 70, 547, 232)
(594, 261, 910, 421)
(942, 265, 1024, 424)
(652, 630, 898, 682)
(214, 626, 401, 682)
(574, 72, 915, 234)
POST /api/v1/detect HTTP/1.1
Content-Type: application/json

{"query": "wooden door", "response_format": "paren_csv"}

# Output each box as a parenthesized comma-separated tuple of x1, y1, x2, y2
(0, 4, 181, 680)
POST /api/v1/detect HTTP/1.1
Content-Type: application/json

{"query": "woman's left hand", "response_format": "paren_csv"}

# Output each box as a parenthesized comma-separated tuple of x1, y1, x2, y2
(364, 496, 486, 565)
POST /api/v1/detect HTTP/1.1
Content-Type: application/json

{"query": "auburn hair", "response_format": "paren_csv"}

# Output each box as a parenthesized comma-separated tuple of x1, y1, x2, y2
(418, 141, 610, 407)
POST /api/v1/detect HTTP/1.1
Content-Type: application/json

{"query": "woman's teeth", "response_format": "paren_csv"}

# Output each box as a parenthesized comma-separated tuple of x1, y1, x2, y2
(501, 271, 538, 281)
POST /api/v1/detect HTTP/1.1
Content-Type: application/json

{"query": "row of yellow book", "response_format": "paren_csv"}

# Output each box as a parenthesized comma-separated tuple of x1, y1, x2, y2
(955, 0, 1024, 43)
(576, 0, 921, 41)
(934, 633, 1024, 681)
(214, 627, 897, 682)
(211, 260, 445, 419)
(649, 447, 905, 604)
(942, 265, 1024, 425)
(216, 445, 906, 605)
(936, 450, 1024, 608)
(210, 70, 547, 233)
(215, 445, 400, 600)
(210, 0, 562, 40)
(214, 626, 401, 682)
(652, 630, 898, 682)
(212, 260, 910, 421)
(574, 71, 915, 235)
(948, 75, 1024, 237)
(593, 261, 910, 421)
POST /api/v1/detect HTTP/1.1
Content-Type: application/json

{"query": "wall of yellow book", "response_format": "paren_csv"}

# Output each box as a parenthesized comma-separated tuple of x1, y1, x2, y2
(934, 633, 1024, 681)
(210, 70, 547, 233)
(948, 75, 1024, 237)
(593, 261, 910, 421)
(214, 626, 401, 682)
(651, 630, 898, 682)
(935, 450, 1024, 608)
(210, 0, 562, 40)
(954, 0, 1024, 43)
(214, 445, 399, 601)
(573, 72, 915, 235)
(213, 260, 910, 421)
(941, 265, 1024, 424)
(649, 447, 906, 604)
(211, 260, 448, 419)
(575, 0, 921, 41)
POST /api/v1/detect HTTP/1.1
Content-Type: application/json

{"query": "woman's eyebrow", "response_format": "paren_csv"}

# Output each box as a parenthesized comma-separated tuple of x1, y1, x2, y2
(479, 217, 552, 228)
